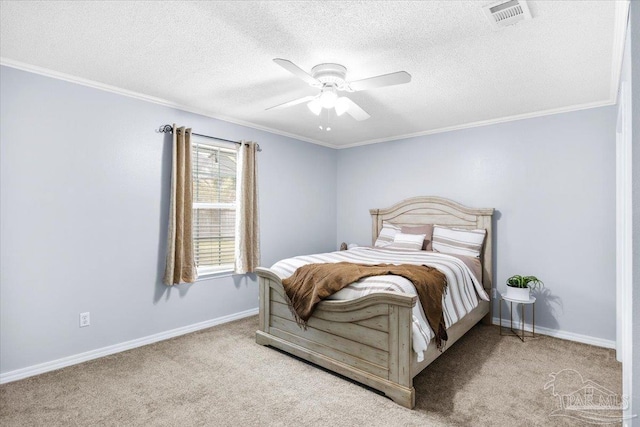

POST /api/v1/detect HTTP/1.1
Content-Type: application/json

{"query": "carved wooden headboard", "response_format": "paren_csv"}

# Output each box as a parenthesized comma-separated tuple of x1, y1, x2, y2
(369, 196, 494, 292)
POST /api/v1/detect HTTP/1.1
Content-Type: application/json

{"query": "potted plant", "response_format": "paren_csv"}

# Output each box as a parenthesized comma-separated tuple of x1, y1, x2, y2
(505, 275, 544, 301)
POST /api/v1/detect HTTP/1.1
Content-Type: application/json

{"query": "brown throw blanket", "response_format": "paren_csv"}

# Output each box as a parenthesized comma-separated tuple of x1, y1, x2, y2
(282, 262, 449, 350)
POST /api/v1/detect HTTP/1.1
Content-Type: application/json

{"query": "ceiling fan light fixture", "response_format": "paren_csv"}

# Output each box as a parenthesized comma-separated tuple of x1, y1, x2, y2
(307, 99, 322, 115)
(335, 97, 349, 116)
(319, 87, 338, 109)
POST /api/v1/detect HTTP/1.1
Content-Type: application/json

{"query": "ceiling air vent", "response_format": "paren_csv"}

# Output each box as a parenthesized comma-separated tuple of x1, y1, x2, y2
(483, 0, 532, 29)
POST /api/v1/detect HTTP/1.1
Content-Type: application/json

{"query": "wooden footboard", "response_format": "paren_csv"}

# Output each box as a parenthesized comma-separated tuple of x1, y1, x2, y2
(255, 267, 418, 408)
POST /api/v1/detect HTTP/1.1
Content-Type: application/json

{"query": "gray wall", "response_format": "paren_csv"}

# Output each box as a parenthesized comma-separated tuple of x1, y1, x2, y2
(0, 66, 337, 374)
(630, 0, 640, 423)
(0, 60, 623, 376)
(337, 106, 617, 342)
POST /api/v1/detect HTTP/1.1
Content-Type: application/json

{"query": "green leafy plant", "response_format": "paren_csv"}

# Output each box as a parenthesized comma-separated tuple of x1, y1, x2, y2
(506, 275, 544, 290)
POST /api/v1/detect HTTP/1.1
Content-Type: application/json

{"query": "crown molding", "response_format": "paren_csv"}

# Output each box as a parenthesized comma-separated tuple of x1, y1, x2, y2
(0, 58, 339, 150)
(337, 98, 617, 149)
(608, 0, 630, 104)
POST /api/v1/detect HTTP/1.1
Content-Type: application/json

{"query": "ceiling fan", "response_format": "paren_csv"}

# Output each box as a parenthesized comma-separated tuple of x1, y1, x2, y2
(266, 58, 412, 121)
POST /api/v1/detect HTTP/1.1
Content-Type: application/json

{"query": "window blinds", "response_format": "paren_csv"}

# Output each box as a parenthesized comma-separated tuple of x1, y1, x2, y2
(192, 141, 237, 272)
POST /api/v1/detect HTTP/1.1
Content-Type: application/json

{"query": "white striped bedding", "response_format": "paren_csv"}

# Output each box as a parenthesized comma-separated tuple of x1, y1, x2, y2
(269, 247, 490, 362)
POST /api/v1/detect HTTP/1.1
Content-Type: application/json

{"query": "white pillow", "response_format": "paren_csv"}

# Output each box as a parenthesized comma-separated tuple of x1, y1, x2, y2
(387, 232, 426, 251)
(374, 222, 401, 247)
(432, 225, 486, 258)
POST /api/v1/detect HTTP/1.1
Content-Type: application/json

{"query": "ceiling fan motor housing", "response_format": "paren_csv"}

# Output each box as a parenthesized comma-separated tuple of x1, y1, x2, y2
(311, 63, 347, 88)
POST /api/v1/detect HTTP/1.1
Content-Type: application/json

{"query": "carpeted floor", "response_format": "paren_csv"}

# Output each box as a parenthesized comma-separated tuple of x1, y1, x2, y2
(0, 316, 621, 426)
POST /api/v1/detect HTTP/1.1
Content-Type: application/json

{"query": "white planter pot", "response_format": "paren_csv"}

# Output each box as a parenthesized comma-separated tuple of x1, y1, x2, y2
(505, 286, 530, 301)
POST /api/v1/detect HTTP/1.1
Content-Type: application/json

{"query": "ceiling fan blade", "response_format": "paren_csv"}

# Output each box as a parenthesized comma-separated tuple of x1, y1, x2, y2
(342, 97, 371, 121)
(273, 58, 319, 86)
(348, 71, 412, 92)
(265, 95, 317, 111)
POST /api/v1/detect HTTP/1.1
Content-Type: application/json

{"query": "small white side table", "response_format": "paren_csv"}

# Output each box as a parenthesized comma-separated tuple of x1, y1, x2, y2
(499, 295, 536, 342)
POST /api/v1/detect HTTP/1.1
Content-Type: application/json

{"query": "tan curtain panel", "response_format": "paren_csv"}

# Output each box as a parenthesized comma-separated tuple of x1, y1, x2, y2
(163, 125, 197, 285)
(235, 141, 260, 274)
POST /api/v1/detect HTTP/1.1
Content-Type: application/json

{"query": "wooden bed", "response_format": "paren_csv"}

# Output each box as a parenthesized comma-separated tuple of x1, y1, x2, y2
(255, 196, 494, 408)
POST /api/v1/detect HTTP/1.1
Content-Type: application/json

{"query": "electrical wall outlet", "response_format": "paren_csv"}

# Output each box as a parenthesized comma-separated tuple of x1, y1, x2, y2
(79, 312, 90, 328)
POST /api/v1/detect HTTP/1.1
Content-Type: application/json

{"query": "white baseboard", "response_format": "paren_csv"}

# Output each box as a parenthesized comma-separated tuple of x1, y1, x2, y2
(492, 317, 616, 349)
(0, 308, 259, 384)
(1, 309, 613, 385)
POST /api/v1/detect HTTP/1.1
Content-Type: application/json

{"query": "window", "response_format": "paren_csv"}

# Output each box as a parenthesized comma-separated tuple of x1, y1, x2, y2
(192, 136, 238, 275)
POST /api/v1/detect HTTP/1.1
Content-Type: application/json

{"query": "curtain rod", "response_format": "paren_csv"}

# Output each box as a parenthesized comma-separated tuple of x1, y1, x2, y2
(156, 124, 261, 152)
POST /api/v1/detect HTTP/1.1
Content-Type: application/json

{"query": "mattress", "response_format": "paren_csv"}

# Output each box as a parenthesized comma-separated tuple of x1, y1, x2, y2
(269, 247, 489, 362)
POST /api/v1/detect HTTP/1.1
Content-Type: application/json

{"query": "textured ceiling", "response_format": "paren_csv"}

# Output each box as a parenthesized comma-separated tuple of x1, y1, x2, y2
(0, 1, 627, 148)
